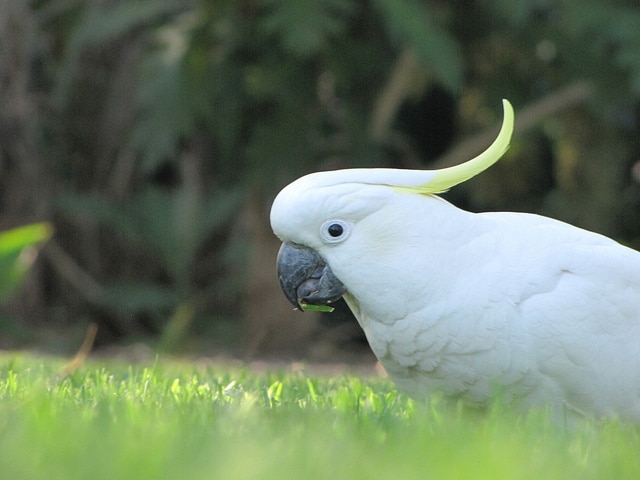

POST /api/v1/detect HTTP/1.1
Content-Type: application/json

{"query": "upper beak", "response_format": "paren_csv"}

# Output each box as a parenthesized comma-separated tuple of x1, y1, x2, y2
(276, 242, 346, 310)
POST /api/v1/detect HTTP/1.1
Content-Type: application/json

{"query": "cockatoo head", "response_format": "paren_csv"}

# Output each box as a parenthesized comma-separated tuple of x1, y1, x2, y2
(270, 100, 514, 312)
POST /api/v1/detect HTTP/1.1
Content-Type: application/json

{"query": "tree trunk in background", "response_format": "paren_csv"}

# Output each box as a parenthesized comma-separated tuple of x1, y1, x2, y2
(0, 1, 47, 227)
(0, 1, 51, 337)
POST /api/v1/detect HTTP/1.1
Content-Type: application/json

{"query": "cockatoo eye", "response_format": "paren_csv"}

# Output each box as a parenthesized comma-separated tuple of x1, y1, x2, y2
(328, 223, 343, 237)
(321, 220, 351, 243)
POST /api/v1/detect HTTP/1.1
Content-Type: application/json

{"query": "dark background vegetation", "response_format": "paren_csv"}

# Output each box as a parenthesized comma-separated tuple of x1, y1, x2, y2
(2, 0, 640, 360)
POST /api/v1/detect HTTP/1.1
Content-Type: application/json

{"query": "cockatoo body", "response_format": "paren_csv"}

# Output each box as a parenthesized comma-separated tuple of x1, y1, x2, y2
(270, 100, 640, 422)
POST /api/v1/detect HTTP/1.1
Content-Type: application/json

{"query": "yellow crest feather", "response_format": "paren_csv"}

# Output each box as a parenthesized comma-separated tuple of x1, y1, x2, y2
(394, 99, 514, 195)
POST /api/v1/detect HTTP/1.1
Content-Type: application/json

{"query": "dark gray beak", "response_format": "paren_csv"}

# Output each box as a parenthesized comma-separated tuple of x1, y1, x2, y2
(276, 242, 346, 310)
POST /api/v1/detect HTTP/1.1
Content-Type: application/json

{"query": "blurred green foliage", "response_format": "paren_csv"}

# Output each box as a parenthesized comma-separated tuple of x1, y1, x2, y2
(2, 0, 640, 353)
(0, 224, 52, 303)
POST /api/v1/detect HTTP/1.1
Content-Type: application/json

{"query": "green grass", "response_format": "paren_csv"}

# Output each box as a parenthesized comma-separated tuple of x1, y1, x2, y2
(0, 355, 639, 480)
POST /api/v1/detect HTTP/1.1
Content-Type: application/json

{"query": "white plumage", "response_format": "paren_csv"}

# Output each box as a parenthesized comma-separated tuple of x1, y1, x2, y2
(270, 100, 640, 422)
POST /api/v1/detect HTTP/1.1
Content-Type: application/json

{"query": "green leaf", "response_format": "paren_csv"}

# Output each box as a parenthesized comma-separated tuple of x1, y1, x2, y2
(54, 194, 138, 237)
(480, 0, 536, 25)
(0, 223, 53, 302)
(244, 103, 318, 182)
(0, 223, 53, 254)
(129, 55, 196, 172)
(261, 0, 356, 56)
(55, 187, 242, 286)
(299, 303, 335, 313)
(373, 0, 463, 93)
(52, 0, 187, 105)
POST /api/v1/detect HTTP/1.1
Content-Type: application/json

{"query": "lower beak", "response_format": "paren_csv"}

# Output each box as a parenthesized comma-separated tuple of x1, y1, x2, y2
(276, 242, 346, 310)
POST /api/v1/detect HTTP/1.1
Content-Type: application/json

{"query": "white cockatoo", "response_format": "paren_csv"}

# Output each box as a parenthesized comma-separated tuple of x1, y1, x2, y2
(270, 100, 640, 422)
